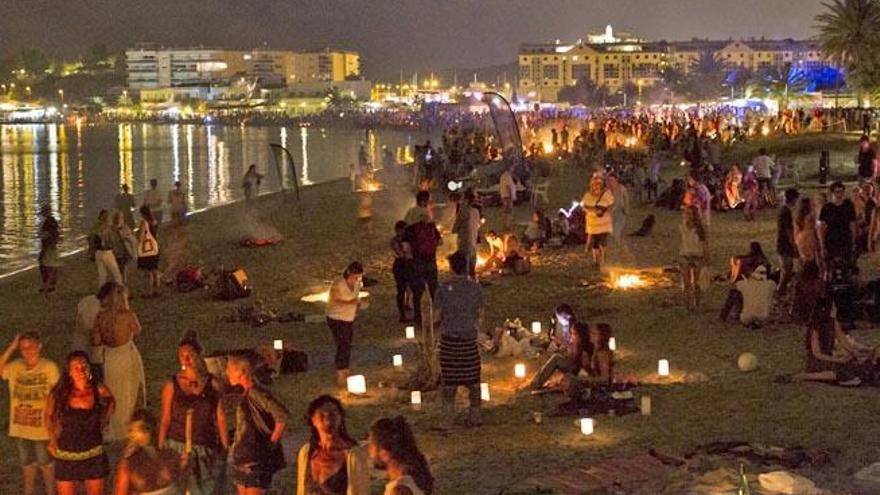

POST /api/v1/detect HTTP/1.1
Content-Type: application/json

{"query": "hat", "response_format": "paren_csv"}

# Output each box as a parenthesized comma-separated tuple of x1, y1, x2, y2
(751, 265, 767, 280)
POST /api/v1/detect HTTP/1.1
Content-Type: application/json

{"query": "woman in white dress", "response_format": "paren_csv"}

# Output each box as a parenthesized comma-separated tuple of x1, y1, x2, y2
(90, 283, 146, 443)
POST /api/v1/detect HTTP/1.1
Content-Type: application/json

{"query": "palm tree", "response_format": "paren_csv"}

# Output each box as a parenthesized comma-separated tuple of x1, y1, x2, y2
(686, 50, 728, 101)
(749, 64, 809, 109)
(814, 0, 880, 102)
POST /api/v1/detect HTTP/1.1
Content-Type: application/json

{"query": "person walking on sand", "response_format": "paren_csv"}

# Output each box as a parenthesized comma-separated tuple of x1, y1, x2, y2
(0, 331, 61, 495)
(38, 205, 62, 293)
(327, 263, 368, 391)
(582, 174, 614, 271)
(89, 210, 123, 289)
(168, 181, 188, 225)
(243, 165, 264, 202)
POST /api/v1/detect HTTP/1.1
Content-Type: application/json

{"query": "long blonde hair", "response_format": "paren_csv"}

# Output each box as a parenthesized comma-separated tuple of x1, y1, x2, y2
(106, 284, 130, 314)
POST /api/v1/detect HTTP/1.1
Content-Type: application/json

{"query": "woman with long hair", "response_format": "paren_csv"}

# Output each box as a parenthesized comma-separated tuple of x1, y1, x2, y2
(227, 353, 289, 494)
(90, 283, 146, 444)
(296, 395, 370, 495)
(136, 206, 161, 297)
(90, 210, 123, 289)
(792, 299, 865, 385)
(368, 417, 432, 495)
(680, 205, 709, 310)
(46, 352, 115, 495)
(158, 331, 227, 495)
(109, 210, 136, 285)
(794, 197, 823, 270)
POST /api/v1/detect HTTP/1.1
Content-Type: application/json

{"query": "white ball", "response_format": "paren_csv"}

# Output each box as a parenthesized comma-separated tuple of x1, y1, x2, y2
(737, 352, 758, 372)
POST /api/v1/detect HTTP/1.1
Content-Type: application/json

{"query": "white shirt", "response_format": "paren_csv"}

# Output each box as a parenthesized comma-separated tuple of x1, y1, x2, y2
(736, 277, 776, 323)
(752, 155, 774, 179)
(582, 190, 614, 235)
(143, 188, 162, 209)
(326, 278, 362, 322)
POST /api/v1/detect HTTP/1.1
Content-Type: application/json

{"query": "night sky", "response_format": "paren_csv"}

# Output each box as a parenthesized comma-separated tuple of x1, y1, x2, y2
(1, 0, 826, 78)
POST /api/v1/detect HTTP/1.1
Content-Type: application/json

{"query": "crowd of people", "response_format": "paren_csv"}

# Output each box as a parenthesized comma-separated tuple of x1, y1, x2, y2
(0, 324, 436, 495)
(14, 98, 880, 495)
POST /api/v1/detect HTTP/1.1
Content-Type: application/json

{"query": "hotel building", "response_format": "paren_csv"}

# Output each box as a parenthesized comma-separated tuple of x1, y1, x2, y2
(517, 26, 828, 102)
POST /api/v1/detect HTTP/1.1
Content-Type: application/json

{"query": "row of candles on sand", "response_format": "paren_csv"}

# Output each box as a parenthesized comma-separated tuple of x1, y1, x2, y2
(334, 322, 667, 438)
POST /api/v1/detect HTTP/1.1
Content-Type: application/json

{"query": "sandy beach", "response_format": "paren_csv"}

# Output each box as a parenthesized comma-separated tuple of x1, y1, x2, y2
(1, 134, 879, 493)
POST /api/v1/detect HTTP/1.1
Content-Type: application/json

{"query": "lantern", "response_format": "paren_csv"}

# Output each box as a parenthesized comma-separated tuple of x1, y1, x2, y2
(658, 359, 670, 377)
(531, 321, 542, 334)
(580, 418, 594, 436)
(608, 337, 617, 351)
(392, 354, 403, 367)
(346, 375, 366, 395)
(514, 363, 526, 378)
(405, 326, 416, 340)
(273, 339, 283, 351)
(480, 382, 490, 401)
(411, 391, 422, 409)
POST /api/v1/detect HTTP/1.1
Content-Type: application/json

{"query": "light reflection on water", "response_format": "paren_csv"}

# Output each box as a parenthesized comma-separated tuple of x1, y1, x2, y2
(0, 123, 418, 276)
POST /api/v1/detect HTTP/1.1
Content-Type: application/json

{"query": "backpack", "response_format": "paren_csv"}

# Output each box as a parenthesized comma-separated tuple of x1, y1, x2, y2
(411, 222, 439, 258)
(216, 268, 252, 300)
(176, 267, 204, 293)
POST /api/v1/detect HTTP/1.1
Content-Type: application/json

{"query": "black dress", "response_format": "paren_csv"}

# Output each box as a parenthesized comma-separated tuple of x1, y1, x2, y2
(53, 387, 110, 481)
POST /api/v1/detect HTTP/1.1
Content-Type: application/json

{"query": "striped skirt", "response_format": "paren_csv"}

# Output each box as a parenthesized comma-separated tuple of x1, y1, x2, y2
(439, 335, 481, 386)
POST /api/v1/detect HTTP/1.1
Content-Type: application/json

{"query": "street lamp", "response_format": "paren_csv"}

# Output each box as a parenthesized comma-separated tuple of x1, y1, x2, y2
(57, 89, 64, 103)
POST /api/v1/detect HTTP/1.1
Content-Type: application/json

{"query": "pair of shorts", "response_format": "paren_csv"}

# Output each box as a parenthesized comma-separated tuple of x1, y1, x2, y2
(16, 438, 50, 467)
(588, 233, 608, 249)
(137, 255, 160, 271)
(233, 464, 276, 489)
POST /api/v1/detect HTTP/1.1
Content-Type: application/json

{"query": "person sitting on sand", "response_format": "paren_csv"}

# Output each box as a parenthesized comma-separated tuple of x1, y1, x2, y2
(522, 209, 548, 250)
(788, 299, 875, 386)
(528, 321, 614, 393)
(735, 265, 776, 328)
(730, 241, 772, 282)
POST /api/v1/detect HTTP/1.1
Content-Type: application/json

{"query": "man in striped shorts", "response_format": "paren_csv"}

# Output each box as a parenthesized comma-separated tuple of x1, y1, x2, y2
(435, 252, 484, 427)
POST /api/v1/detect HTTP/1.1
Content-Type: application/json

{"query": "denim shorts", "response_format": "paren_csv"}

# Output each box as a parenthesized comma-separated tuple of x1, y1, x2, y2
(16, 438, 51, 467)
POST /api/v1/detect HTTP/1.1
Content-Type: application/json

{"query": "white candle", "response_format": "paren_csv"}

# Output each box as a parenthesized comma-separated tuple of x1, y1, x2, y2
(580, 417, 594, 436)
(480, 382, 490, 401)
(640, 395, 652, 416)
(608, 337, 617, 351)
(405, 326, 416, 340)
(346, 375, 366, 395)
(514, 363, 526, 378)
(411, 390, 422, 405)
(392, 354, 403, 367)
(658, 359, 670, 377)
(273, 339, 283, 351)
(531, 321, 542, 334)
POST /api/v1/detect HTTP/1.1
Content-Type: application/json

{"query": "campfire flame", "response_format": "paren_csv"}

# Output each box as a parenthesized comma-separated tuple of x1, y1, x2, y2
(358, 178, 384, 192)
(614, 274, 647, 290)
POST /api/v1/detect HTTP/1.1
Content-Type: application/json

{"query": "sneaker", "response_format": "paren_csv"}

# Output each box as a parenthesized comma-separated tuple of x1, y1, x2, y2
(838, 377, 862, 387)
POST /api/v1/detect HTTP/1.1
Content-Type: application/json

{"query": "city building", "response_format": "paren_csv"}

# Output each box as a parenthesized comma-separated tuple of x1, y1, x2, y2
(517, 26, 829, 102)
(126, 44, 361, 92)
